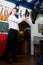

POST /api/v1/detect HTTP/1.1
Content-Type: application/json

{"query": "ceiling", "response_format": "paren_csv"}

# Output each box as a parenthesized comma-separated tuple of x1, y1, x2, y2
(5, 0, 36, 10)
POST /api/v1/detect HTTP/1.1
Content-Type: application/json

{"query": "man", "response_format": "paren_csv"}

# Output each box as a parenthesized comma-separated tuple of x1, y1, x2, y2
(4, 7, 29, 64)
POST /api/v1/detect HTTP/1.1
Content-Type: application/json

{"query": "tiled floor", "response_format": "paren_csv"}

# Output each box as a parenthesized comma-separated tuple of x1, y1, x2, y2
(0, 55, 37, 65)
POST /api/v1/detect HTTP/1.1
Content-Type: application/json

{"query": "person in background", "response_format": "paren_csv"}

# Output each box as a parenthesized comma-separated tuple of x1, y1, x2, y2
(4, 7, 29, 64)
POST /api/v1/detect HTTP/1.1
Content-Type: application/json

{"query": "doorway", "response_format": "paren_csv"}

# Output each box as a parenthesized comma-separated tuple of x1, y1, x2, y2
(17, 22, 31, 55)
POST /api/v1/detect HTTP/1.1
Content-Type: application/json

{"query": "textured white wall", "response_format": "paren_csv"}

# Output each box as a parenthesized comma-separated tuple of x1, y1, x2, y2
(0, 1, 16, 8)
(0, 1, 16, 14)
(26, 14, 43, 55)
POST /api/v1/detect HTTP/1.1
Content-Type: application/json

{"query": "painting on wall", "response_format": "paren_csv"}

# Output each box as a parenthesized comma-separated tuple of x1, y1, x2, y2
(0, 22, 9, 33)
(38, 24, 43, 33)
(0, 4, 13, 21)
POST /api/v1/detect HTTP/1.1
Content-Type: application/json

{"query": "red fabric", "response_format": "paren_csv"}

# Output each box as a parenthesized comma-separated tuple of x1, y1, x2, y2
(0, 34, 8, 56)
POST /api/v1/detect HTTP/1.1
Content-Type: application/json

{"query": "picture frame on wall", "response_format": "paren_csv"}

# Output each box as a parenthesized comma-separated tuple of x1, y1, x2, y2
(38, 24, 43, 33)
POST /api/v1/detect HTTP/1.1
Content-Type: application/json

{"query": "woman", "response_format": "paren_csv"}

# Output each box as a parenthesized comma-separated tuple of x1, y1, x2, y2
(5, 7, 29, 64)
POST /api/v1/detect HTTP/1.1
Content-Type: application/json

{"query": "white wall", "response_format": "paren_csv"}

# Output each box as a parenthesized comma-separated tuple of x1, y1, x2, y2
(0, 1, 16, 8)
(18, 6, 31, 18)
(31, 15, 43, 37)
(0, 1, 16, 14)
(27, 14, 43, 55)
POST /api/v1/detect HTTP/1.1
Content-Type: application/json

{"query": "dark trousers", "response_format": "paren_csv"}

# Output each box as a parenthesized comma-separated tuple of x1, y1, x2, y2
(4, 29, 18, 60)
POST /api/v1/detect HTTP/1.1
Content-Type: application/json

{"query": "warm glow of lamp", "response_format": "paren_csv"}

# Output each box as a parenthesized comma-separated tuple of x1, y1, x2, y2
(19, 31, 24, 36)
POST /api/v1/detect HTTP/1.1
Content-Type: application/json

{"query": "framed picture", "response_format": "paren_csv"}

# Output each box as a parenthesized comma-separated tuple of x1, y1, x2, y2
(0, 21, 9, 33)
(38, 24, 43, 33)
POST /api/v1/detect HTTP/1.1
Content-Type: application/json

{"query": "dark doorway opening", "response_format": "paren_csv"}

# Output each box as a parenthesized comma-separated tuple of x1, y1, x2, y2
(17, 22, 31, 55)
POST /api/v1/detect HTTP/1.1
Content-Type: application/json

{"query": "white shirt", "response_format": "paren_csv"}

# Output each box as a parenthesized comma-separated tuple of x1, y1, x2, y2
(8, 14, 22, 31)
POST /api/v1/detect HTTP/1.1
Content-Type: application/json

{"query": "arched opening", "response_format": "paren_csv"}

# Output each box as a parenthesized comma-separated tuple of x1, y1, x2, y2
(17, 22, 31, 55)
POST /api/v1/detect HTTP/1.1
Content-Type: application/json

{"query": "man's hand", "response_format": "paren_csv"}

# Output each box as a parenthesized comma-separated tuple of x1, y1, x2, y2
(26, 16, 29, 19)
(22, 16, 29, 22)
